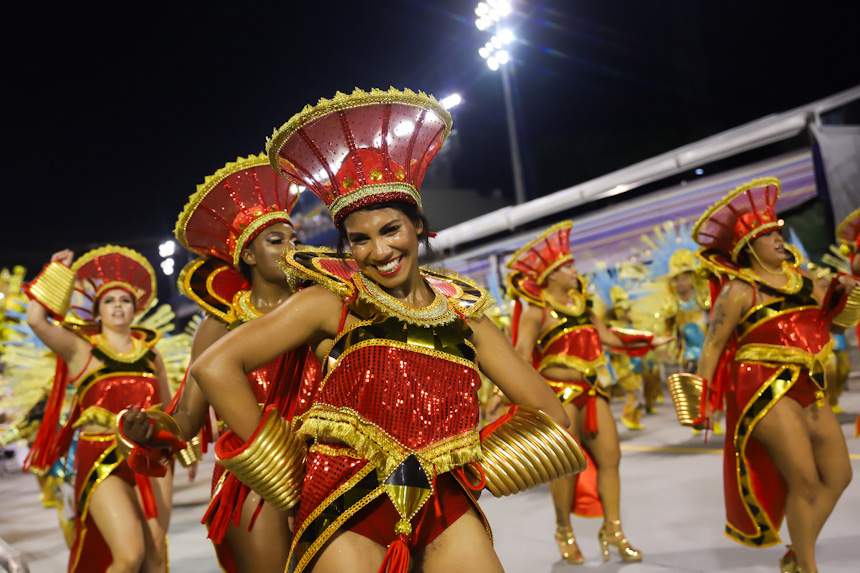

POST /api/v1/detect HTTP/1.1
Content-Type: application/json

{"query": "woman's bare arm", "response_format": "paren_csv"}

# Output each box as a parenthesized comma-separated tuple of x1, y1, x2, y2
(513, 303, 542, 362)
(471, 315, 569, 427)
(191, 285, 341, 441)
(152, 349, 172, 407)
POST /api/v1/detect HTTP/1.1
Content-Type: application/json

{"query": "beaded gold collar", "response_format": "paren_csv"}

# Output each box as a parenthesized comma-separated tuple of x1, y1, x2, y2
(95, 334, 149, 364)
(739, 264, 804, 295)
(233, 290, 263, 323)
(354, 272, 459, 327)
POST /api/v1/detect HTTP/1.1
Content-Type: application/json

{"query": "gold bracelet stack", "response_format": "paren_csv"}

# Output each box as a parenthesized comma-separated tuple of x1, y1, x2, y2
(465, 406, 587, 498)
(177, 435, 203, 467)
(26, 261, 75, 318)
(667, 373, 703, 427)
(114, 408, 185, 462)
(215, 409, 305, 511)
(832, 285, 860, 328)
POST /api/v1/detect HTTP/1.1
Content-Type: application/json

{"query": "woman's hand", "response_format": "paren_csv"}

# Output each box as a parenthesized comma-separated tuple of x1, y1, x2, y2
(121, 408, 154, 444)
(50, 249, 74, 266)
(652, 335, 674, 347)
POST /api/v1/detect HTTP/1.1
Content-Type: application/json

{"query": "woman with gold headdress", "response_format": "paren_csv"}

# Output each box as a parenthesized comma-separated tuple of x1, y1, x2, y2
(191, 88, 586, 573)
(119, 154, 319, 573)
(682, 178, 857, 573)
(24, 246, 173, 572)
(507, 222, 669, 565)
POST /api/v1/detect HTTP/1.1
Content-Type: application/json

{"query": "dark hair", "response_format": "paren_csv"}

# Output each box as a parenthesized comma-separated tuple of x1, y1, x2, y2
(237, 257, 253, 283)
(336, 201, 439, 264)
(737, 246, 752, 268)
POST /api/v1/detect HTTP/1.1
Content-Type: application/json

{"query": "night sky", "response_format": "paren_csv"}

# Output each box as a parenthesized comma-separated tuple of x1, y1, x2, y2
(2, 0, 857, 275)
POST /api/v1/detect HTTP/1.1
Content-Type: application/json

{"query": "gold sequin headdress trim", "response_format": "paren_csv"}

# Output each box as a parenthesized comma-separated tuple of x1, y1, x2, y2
(266, 87, 452, 164)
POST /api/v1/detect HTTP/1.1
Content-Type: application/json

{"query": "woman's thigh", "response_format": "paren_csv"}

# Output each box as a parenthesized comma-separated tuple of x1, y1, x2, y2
(88, 475, 146, 559)
(750, 396, 817, 489)
(225, 490, 291, 573)
(804, 404, 852, 489)
(309, 529, 387, 573)
(415, 507, 502, 573)
(583, 398, 620, 469)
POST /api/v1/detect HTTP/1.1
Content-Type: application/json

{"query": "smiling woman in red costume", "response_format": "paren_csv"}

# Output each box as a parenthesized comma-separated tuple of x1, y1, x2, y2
(120, 153, 319, 573)
(24, 246, 172, 573)
(684, 178, 857, 573)
(191, 87, 586, 573)
(507, 222, 666, 565)
(834, 206, 860, 437)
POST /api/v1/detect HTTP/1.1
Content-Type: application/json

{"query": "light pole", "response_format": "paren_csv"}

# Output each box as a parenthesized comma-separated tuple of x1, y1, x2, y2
(476, 1, 527, 205)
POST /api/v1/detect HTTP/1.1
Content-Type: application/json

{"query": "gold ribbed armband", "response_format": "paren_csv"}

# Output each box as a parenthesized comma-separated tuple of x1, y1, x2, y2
(177, 435, 203, 467)
(667, 373, 703, 427)
(832, 285, 860, 328)
(215, 409, 305, 511)
(114, 409, 184, 462)
(26, 261, 75, 318)
(466, 406, 587, 498)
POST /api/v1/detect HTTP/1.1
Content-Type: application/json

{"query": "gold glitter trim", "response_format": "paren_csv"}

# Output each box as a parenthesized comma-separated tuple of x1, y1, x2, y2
(308, 443, 363, 459)
(266, 87, 453, 176)
(737, 305, 817, 342)
(74, 406, 117, 429)
(94, 333, 149, 363)
(543, 287, 587, 318)
(70, 441, 122, 571)
(354, 272, 459, 327)
(537, 324, 593, 351)
(423, 267, 493, 319)
(538, 353, 607, 376)
(328, 182, 421, 222)
(736, 341, 833, 382)
(731, 222, 782, 261)
(279, 247, 355, 300)
(233, 290, 262, 323)
(77, 371, 157, 401)
(174, 153, 271, 252)
(537, 254, 574, 285)
(231, 211, 293, 267)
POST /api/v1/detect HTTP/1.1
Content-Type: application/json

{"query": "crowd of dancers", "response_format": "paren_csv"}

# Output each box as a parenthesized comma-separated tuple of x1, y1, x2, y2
(1, 87, 859, 573)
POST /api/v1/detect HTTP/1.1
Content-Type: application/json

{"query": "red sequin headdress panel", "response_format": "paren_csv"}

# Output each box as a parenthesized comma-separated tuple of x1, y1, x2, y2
(506, 221, 574, 287)
(175, 154, 300, 267)
(836, 206, 860, 261)
(265, 87, 452, 226)
(692, 177, 782, 262)
(70, 245, 156, 322)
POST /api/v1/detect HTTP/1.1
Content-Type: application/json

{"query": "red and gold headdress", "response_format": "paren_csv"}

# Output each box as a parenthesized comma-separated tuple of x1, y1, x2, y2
(836, 206, 860, 262)
(692, 177, 782, 262)
(175, 154, 300, 267)
(506, 221, 574, 289)
(70, 245, 156, 321)
(266, 87, 452, 226)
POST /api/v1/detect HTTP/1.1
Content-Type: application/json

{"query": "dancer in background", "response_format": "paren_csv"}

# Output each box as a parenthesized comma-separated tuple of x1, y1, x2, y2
(121, 153, 318, 573)
(833, 206, 860, 436)
(686, 178, 856, 573)
(192, 88, 585, 573)
(25, 246, 172, 573)
(508, 221, 668, 565)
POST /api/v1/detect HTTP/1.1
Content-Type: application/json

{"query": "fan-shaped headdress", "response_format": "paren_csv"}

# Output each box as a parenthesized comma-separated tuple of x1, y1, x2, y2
(836, 206, 860, 262)
(266, 87, 452, 226)
(70, 246, 156, 321)
(175, 154, 300, 267)
(692, 177, 782, 261)
(505, 221, 574, 302)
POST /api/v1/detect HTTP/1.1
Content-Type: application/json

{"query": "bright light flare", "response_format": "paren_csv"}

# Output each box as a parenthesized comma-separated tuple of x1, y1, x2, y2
(496, 50, 509, 64)
(393, 120, 414, 137)
(160, 258, 175, 276)
(475, 2, 490, 16)
(158, 240, 175, 258)
(478, 46, 490, 59)
(440, 94, 462, 109)
(498, 28, 515, 43)
(487, 57, 500, 71)
(491, 35, 502, 49)
(475, 16, 492, 30)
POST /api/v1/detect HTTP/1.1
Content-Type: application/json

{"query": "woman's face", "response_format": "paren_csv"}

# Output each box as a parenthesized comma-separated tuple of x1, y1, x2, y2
(749, 229, 786, 268)
(547, 260, 579, 291)
(672, 271, 693, 297)
(343, 207, 423, 289)
(242, 222, 296, 283)
(97, 288, 135, 328)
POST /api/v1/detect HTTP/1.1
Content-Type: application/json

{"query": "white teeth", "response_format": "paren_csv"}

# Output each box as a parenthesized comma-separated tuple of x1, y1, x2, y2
(377, 257, 401, 273)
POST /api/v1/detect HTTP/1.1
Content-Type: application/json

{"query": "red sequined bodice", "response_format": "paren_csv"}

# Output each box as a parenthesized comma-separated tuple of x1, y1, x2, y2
(537, 303, 604, 373)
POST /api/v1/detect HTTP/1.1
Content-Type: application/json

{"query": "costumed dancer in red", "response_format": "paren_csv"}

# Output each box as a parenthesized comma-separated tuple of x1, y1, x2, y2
(507, 221, 667, 565)
(191, 88, 587, 573)
(121, 153, 319, 573)
(24, 246, 173, 573)
(684, 178, 857, 573)
(834, 207, 860, 437)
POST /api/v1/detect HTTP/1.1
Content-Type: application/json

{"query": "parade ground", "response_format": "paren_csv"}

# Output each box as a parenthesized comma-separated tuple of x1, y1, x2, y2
(3, 382, 859, 573)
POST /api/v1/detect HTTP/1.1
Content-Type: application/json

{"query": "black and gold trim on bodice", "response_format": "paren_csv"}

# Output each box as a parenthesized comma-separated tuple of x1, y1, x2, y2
(736, 276, 816, 340)
(536, 298, 594, 351)
(325, 314, 476, 377)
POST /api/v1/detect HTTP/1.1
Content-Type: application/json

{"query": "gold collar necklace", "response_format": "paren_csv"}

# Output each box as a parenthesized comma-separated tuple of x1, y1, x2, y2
(354, 272, 459, 327)
(95, 333, 149, 363)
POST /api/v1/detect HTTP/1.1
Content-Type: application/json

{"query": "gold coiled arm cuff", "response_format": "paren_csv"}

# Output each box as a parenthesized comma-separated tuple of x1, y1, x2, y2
(177, 435, 203, 467)
(832, 285, 860, 329)
(466, 406, 587, 498)
(25, 261, 75, 319)
(115, 408, 185, 463)
(667, 373, 704, 427)
(214, 407, 305, 511)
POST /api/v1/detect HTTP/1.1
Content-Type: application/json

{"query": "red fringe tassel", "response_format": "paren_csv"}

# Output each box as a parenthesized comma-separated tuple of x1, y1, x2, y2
(379, 535, 410, 573)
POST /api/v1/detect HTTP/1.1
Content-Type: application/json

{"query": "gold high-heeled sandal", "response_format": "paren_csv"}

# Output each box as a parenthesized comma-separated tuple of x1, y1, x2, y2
(555, 525, 585, 564)
(598, 520, 642, 563)
(779, 546, 795, 573)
